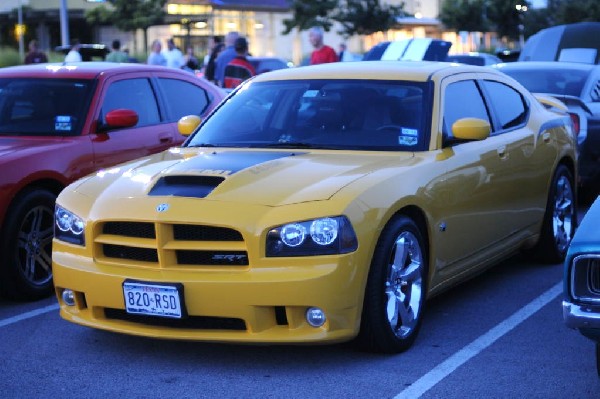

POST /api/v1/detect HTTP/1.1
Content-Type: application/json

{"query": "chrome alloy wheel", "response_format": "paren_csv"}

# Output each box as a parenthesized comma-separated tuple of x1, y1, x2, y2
(552, 174, 574, 253)
(17, 204, 54, 287)
(385, 231, 424, 339)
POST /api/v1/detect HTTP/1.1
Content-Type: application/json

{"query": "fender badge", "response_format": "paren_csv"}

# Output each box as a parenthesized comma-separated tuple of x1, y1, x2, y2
(156, 203, 170, 212)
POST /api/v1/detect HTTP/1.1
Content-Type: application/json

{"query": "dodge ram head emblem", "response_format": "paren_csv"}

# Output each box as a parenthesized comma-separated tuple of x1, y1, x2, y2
(156, 203, 169, 212)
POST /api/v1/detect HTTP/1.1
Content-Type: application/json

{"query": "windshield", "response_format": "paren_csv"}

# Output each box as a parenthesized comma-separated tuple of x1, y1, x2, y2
(187, 79, 431, 151)
(502, 68, 590, 97)
(0, 78, 93, 136)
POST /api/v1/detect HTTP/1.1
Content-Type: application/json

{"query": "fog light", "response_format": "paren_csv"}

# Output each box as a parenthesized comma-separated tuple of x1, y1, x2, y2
(62, 289, 75, 306)
(306, 307, 326, 327)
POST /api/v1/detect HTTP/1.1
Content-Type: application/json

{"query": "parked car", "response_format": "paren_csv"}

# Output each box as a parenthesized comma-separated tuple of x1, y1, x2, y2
(0, 62, 226, 300)
(563, 195, 600, 377)
(53, 61, 576, 353)
(247, 56, 292, 74)
(54, 44, 110, 61)
(363, 38, 451, 61)
(519, 22, 600, 64)
(494, 61, 600, 188)
(445, 52, 502, 66)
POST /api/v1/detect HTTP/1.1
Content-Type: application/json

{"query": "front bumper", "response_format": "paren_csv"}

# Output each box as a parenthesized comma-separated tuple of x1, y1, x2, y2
(53, 249, 366, 344)
(562, 301, 600, 341)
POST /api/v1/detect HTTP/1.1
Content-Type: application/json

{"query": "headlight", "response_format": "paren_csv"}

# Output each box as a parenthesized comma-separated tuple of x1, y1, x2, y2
(266, 216, 357, 257)
(54, 205, 85, 246)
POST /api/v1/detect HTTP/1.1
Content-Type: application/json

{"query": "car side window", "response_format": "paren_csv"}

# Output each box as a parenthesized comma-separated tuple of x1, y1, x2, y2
(481, 80, 528, 131)
(101, 78, 160, 127)
(443, 80, 490, 141)
(158, 78, 211, 121)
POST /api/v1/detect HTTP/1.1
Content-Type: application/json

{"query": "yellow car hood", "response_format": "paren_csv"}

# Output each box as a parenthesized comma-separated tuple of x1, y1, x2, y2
(73, 148, 415, 206)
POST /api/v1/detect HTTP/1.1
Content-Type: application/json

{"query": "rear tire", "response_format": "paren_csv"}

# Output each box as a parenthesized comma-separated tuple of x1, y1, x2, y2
(0, 188, 56, 300)
(532, 164, 576, 264)
(357, 215, 427, 353)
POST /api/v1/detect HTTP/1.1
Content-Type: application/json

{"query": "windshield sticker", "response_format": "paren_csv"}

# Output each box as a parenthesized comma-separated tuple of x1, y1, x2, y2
(401, 127, 418, 136)
(303, 90, 319, 98)
(398, 135, 418, 146)
(55, 116, 72, 131)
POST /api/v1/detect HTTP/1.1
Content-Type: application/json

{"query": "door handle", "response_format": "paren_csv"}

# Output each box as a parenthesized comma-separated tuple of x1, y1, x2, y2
(542, 132, 551, 143)
(158, 132, 173, 143)
(497, 145, 507, 159)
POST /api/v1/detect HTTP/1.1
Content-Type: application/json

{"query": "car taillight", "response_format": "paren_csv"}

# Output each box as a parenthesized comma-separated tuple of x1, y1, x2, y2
(568, 112, 580, 136)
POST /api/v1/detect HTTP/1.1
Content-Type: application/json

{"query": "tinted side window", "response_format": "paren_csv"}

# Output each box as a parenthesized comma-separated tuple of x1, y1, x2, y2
(102, 78, 160, 126)
(159, 78, 211, 121)
(482, 80, 527, 130)
(443, 80, 490, 139)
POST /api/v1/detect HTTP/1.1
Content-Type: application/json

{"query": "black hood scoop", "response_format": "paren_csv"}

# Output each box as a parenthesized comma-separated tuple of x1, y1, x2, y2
(149, 175, 225, 198)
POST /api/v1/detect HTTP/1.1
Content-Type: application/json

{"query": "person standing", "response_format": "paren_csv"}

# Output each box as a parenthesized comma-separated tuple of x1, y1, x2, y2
(64, 40, 82, 62)
(223, 37, 256, 89)
(105, 39, 129, 63)
(163, 38, 185, 69)
(147, 39, 166, 66)
(308, 26, 337, 65)
(204, 42, 225, 84)
(214, 31, 240, 87)
(24, 40, 48, 64)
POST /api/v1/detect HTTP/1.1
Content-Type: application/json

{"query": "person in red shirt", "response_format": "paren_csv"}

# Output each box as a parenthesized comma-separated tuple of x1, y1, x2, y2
(223, 37, 256, 89)
(309, 26, 338, 65)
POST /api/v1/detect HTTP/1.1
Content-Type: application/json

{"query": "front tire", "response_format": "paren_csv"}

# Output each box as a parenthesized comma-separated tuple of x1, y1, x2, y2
(533, 164, 576, 263)
(0, 188, 56, 300)
(357, 215, 427, 353)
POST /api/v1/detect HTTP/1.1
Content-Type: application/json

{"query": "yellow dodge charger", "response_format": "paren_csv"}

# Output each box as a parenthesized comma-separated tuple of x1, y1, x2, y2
(53, 61, 577, 353)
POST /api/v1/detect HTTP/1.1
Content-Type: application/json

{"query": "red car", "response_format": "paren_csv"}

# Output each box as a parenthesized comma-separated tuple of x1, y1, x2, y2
(0, 62, 226, 300)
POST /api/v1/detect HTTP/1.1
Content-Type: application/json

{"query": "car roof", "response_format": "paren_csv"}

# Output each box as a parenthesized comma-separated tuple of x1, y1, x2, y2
(0, 62, 187, 79)
(494, 61, 598, 71)
(251, 60, 495, 83)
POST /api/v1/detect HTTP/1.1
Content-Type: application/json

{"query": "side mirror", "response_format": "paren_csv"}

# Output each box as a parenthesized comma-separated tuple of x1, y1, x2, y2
(104, 109, 139, 129)
(452, 117, 491, 141)
(178, 115, 202, 136)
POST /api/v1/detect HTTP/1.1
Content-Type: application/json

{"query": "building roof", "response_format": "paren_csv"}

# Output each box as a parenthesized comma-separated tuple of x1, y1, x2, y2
(209, 0, 290, 11)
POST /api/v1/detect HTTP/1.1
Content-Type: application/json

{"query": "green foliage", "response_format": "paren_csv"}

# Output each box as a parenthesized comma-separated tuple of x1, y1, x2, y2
(334, 0, 406, 37)
(439, 0, 529, 40)
(282, 0, 339, 34)
(85, 0, 167, 32)
(439, 0, 488, 33)
(0, 47, 22, 67)
(557, 0, 600, 23)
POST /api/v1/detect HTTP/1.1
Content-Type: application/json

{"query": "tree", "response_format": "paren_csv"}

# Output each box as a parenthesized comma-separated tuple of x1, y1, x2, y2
(282, 0, 339, 34)
(484, 0, 530, 41)
(85, 0, 166, 54)
(334, 0, 406, 38)
(557, 0, 600, 24)
(439, 0, 489, 33)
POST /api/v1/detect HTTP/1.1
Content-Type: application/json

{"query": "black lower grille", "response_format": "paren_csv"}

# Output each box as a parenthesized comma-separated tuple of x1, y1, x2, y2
(590, 259, 600, 293)
(104, 308, 246, 330)
(176, 250, 249, 265)
(103, 244, 158, 262)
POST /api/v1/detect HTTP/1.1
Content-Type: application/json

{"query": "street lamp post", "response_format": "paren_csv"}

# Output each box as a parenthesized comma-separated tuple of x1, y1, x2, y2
(17, 0, 24, 61)
(515, 4, 528, 49)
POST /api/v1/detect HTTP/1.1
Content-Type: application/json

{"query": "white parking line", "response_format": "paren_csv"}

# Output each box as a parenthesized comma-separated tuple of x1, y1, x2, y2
(394, 282, 562, 399)
(0, 303, 59, 328)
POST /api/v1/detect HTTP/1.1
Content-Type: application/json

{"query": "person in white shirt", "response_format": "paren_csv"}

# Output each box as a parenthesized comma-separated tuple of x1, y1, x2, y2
(162, 38, 185, 69)
(65, 40, 82, 62)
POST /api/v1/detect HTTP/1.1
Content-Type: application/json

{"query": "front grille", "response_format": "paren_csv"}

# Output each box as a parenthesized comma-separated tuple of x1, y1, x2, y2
(176, 250, 248, 266)
(571, 255, 600, 302)
(590, 259, 600, 294)
(173, 225, 243, 241)
(96, 222, 248, 268)
(103, 222, 155, 238)
(104, 308, 246, 330)
(104, 244, 158, 263)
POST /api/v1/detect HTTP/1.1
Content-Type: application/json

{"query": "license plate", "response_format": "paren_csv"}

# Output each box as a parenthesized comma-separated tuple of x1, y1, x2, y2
(123, 280, 185, 319)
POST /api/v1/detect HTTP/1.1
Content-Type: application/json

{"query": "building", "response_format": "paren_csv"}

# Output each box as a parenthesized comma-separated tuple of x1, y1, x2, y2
(1, 0, 483, 65)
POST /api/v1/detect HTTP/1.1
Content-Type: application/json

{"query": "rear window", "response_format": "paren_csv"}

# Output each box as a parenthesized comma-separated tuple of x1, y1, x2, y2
(501, 68, 590, 97)
(0, 78, 93, 136)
